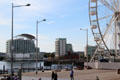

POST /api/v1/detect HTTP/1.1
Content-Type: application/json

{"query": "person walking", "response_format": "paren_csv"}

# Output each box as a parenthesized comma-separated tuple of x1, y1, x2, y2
(96, 76, 99, 80)
(54, 72, 58, 80)
(38, 77, 41, 80)
(70, 69, 74, 80)
(6, 75, 11, 80)
(51, 71, 55, 80)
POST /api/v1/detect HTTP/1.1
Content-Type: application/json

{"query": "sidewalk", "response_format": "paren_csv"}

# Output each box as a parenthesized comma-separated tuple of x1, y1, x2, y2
(22, 69, 120, 80)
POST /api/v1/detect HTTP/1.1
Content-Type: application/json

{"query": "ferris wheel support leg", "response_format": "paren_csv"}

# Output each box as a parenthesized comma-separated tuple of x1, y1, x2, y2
(117, 21, 120, 56)
(115, 22, 118, 56)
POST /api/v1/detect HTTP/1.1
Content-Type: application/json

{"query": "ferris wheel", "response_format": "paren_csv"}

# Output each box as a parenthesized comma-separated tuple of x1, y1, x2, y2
(89, 0, 120, 62)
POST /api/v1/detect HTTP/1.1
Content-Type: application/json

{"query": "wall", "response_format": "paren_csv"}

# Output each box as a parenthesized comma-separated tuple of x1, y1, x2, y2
(85, 62, 120, 70)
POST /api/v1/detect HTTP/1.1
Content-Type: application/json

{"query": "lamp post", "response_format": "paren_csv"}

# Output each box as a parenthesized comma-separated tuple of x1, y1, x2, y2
(80, 28, 88, 69)
(36, 19, 46, 75)
(11, 3, 30, 79)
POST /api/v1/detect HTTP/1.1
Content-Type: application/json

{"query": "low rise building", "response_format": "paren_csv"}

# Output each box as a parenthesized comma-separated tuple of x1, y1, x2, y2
(84, 45, 97, 57)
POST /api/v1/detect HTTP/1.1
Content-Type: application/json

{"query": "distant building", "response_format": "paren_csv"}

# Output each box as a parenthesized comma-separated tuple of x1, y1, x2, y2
(73, 51, 84, 61)
(6, 39, 36, 53)
(6, 34, 37, 59)
(66, 44, 73, 54)
(84, 45, 97, 57)
(55, 38, 66, 57)
(74, 51, 84, 55)
(0, 52, 7, 58)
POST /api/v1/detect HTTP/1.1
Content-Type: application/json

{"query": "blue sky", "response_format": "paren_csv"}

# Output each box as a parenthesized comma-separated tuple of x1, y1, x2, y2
(0, 0, 95, 52)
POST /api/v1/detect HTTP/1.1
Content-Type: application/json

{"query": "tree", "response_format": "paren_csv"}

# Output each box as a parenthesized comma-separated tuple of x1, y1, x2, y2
(0, 57, 5, 61)
(44, 53, 51, 58)
(51, 53, 55, 59)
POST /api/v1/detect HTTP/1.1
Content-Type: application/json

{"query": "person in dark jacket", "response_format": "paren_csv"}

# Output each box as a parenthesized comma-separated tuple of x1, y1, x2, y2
(70, 69, 74, 80)
(54, 72, 58, 80)
(6, 75, 11, 80)
(51, 71, 55, 80)
(39, 77, 41, 80)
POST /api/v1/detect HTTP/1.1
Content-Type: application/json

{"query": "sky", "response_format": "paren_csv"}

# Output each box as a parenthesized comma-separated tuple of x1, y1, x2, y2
(0, 0, 96, 53)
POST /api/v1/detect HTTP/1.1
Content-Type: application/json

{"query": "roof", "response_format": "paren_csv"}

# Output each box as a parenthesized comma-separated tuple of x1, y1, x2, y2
(18, 34, 35, 40)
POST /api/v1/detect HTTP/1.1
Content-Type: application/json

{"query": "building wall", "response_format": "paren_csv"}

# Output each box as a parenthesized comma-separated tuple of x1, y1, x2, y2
(55, 40, 60, 57)
(85, 62, 120, 70)
(6, 39, 36, 54)
(55, 38, 66, 57)
(66, 44, 73, 54)
(84, 45, 97, 57)
(0, 52, 6, 58)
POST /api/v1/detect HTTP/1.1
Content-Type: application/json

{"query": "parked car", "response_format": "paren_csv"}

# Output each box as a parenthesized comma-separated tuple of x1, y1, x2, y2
(64, 64, 73, 71)
(100, 59, 109, 62)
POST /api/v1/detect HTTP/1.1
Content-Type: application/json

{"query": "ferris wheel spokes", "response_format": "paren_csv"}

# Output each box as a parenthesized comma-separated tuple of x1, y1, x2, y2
(99, 0, 116, 12)
(103, 14, 118, 39)
(113, 0, 118, 11)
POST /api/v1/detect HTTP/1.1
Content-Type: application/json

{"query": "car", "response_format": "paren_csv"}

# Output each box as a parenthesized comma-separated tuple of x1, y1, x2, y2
(100, 59, 109, 62)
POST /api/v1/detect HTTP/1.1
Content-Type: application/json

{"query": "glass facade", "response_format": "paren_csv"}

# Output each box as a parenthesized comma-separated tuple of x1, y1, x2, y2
(6, 39, 36, 53)
(87, 45, 97, 57)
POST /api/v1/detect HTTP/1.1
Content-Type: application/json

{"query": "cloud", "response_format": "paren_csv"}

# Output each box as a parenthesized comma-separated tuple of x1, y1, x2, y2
(0, 0, 4, 4)
(31, 34, 49, 40)
(0, 14, 10, 26)
(37, 34, 55, 52)
(14, 24, 30, 30)
(0, 19, 10, 26)
(0, 0, 9, 4)
(11, 0, 75, 15)
(39, 42, 54, 52)
(38, 34, 48, 40)
(47, 21, 55, 24)
(12, 0, 58, 14)
(59, 14, 69, 18)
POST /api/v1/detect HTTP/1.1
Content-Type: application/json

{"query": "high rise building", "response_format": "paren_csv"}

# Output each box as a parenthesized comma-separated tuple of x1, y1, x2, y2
(55, 38, 66, 57)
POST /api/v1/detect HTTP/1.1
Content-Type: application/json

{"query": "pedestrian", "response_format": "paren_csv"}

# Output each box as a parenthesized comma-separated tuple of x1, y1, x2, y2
(96, 76, 99, 80)
(39, 77, 41, 80)
(6, 75, 11, 80)
(54, 72, 58, 80)
(3, 75, 7, 80)
(70, 69, 74, 80)
(51, 71, 55, 80)
(14, 75, 19, 80)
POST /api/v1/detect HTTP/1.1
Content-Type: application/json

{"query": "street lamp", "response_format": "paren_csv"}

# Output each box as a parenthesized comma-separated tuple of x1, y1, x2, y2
(36, 19, 46, 75)
(80, 28, 88, 69)
(11, 3, 30, 79)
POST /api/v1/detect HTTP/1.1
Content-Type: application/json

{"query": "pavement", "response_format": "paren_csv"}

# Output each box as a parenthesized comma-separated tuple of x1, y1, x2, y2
(22, 69, 120, 80)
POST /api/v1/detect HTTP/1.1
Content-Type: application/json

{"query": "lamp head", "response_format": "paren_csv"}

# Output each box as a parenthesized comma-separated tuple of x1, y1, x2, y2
(43, 19, 46, 21)
(26, 4, 31, 6)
